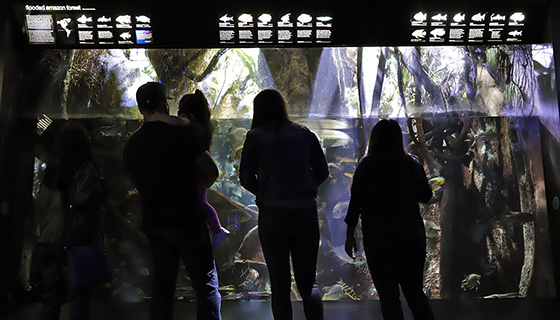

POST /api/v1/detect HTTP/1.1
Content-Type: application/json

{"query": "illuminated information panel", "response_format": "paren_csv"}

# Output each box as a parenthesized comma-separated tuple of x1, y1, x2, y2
(24, 4, 153, 46)
(17, 2, 547, 48)
(410, 11, 527, 44)
(218, 12, 333, 45)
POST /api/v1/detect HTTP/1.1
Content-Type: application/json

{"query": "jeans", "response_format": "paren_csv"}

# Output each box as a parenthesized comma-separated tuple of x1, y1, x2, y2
(38, 243, 92, 320)
(258, 204, 324, 320)
(364, 245, 434, 320)
(145, 226, 221, 320)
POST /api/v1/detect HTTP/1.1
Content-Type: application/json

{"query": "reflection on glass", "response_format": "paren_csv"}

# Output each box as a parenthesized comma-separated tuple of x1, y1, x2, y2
(29, 45, 557, 302)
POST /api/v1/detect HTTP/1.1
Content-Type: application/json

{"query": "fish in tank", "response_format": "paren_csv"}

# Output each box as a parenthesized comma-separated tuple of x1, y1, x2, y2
(23, 45, 557, 303)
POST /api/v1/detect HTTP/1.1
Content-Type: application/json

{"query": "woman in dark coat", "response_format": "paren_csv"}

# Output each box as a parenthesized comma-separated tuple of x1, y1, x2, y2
(240, 89, 329, 320)
(345, 119, 435, 320)
(36, 121, 108, 320)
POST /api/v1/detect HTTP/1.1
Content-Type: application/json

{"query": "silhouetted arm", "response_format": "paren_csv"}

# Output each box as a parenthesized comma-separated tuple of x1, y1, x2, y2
(344, 159, 367, 258)
(195, 151, 219, 188)
(414, 159, 432, 203)
(239, 131, 258, 195)
(309, 132, 329, 185)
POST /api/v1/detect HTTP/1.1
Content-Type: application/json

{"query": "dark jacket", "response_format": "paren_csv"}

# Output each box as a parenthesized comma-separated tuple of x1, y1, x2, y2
(38, 162, 108, 246)
(345, 154, 431, 252)
(239, 122, 329, 208)
(123, 122, 207, 233)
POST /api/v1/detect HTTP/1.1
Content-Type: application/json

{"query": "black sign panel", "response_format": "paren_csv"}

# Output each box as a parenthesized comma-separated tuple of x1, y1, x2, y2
(16, 1, 550, 48)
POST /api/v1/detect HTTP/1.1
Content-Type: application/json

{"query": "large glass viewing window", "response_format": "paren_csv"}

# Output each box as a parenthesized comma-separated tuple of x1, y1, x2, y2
(28, 44, 557, 302)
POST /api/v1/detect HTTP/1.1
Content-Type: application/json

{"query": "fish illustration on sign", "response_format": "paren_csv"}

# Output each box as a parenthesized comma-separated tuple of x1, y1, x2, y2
(238, 14, 253, 24)
(219, 14, 234, 23)
(510, 12, 525, 23)
(413, 12, 427, 22)
(490, 13, 506, 21)
(280, 13, 291, 24)
(97, 16, 111, 23)
(116, 15, 131, 25)
(412, 29, 426, 39)
(453, 13, 465, 22)
(258, 13, 272, 24)
(120, 32, 131, 40)
(77, 15, 92, 24)
(509, 30, 523, 37)
(430, 28, 445, 38)
(297, 13, 313, 24)
(136, 15, 151, 23)
(317, 16, 333, 23)
(471, 13, 486, 22)
(431, 13, 447, 21)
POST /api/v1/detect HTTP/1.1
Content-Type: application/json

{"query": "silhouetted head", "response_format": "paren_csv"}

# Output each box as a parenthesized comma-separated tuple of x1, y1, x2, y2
(136, 82, 168, 115)
(251, 89, 291, 129)
(179, 89, 213, 150)
(367, 119, 405, 157)
(179, 89, 211, 123)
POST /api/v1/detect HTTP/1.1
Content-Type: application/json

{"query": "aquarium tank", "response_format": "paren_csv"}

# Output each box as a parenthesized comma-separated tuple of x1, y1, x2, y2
(25, 45, 557, 303)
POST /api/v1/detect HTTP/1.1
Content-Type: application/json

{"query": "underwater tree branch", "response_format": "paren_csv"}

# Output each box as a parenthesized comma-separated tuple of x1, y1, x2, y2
(194, 49, 228, 83)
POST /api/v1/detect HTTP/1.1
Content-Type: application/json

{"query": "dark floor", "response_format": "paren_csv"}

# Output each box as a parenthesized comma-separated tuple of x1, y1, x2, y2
(2, 298, 560, 320)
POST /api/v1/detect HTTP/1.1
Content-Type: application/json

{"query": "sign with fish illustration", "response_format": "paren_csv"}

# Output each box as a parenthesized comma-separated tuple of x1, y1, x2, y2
(218, 10, 333, 45)
(429, 28, 446, 42)
(509, 12, 526, 26)
(20, 3, 542, 48)
(411, 11, 428, 26)
(430, 12, 448, 27)
(411, 29, 427, 42)
(409, 9, 528, 44)
(489, 12, 507, 27)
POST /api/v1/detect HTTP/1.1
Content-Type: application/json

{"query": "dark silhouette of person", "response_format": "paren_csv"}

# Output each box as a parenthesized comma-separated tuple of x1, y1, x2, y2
(36, 121, 108, 320)
(123, 82, 221, 320)
(345, 119, 435, 320)
(239, 89, 329, 320)
(177, 90, 230, 249)
(149, 89, 230, 249)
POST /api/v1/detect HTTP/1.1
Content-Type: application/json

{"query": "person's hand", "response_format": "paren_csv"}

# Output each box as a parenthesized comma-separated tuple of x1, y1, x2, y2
(345, 235, 357, 260)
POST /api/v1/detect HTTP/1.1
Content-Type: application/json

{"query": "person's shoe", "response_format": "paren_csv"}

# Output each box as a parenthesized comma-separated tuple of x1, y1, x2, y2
(212, 228, 230, 250)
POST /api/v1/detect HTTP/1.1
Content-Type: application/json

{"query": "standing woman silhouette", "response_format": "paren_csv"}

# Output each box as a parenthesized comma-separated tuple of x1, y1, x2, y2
(37, 121, 108, 320)
(240, 89, 329, 320)
(345, 119, 435, 320)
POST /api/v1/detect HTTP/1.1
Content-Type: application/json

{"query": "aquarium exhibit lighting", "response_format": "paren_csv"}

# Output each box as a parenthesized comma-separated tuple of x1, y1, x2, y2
(410, 10, 526, 44)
